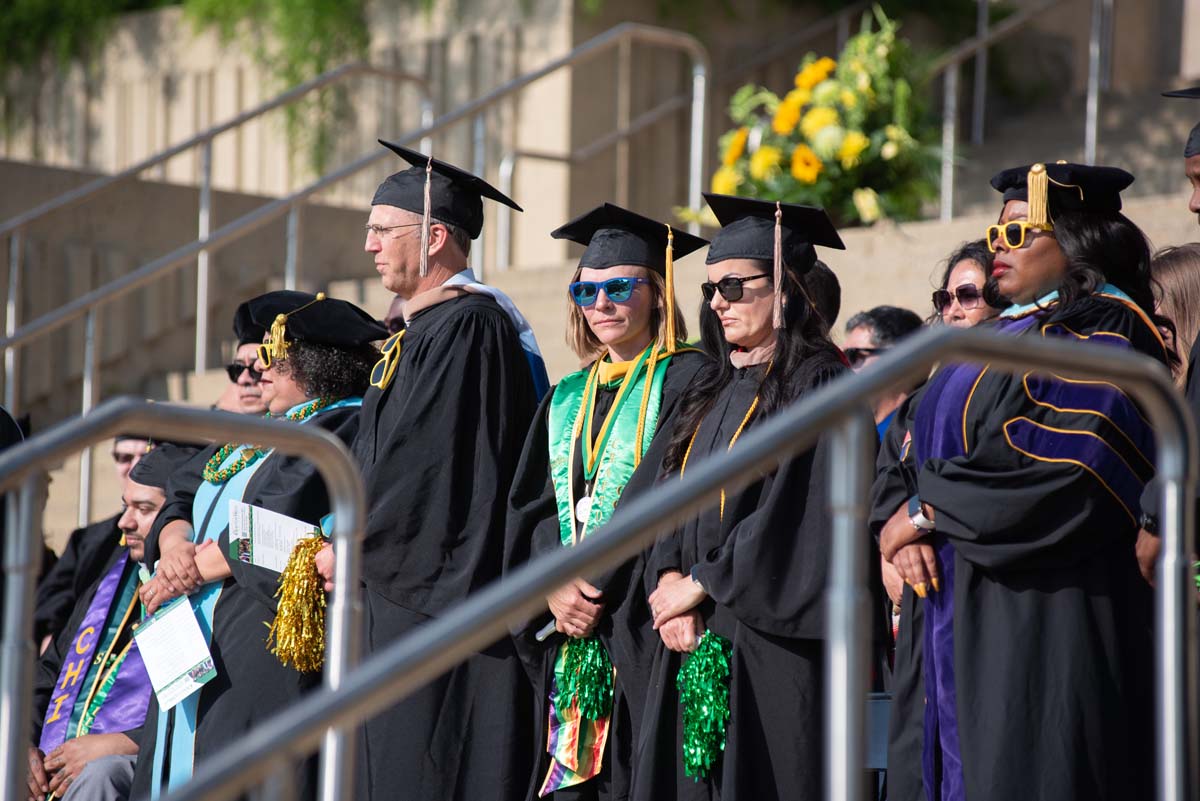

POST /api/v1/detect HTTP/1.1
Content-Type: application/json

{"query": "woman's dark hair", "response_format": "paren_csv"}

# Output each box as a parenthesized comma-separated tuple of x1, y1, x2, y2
(275, 340, 379, 400)
(662, 264, 842, 472)
(932, 239, 1002, 323)
(983, 211, 1177, 362)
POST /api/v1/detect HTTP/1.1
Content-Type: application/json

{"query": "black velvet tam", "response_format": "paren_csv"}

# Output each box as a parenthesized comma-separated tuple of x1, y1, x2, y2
(371, 140, 522, 239)
(232, 301, 266, 346)
(989, 162, 1133, 215)
(244, 290, 387, 346)
(129, 443, 200, 491)
(701, 193, 844, 275)
(550, 202, 709, 275)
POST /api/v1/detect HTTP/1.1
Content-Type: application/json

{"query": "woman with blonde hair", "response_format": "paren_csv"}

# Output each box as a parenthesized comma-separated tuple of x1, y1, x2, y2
(506, 203, 710, 801)
(1150, 242, 1200, 384)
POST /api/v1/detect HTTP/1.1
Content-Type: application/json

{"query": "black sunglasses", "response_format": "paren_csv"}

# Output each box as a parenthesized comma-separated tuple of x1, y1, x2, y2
(932, 284, 984, 313)
(844, 347, 887, 368)
(225, 363, 262, 383)
(700, 273, 772, 303)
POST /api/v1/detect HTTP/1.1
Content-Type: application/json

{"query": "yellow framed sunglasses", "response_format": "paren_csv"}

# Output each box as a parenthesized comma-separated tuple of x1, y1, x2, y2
(369, 331, 406, 390)
(985, 220, 1055, 253)
(257, 338, 279, 370)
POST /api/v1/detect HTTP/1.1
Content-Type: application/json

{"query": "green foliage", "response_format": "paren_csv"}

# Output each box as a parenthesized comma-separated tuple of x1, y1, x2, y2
(0, 0, 172, 74)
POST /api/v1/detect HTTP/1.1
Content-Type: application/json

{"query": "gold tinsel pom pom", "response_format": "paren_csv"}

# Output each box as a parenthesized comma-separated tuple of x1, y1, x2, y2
(267, 536, 327, 673)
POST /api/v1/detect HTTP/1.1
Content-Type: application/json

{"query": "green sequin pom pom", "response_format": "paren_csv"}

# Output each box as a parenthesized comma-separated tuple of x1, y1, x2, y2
(677, 630, 732, 779)
(556, 636, 614, 721)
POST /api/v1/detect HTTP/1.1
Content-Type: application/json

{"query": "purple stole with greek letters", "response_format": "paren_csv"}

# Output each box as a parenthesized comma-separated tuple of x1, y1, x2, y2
(38, 552, 152, 752)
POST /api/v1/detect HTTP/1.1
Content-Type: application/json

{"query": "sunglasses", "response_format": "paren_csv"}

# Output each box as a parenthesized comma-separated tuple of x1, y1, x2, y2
(701, 273, 771, 303)
(933, 284, 984, 312)
(844, 347, 887, 368)
(370, 330, 407, 390)
(985, 220, 1054, 253)
(568, 277, 649, 307)
(111, 451, 138, 465)
(256, 341, 278, 370)
(225, 362, 262, 383)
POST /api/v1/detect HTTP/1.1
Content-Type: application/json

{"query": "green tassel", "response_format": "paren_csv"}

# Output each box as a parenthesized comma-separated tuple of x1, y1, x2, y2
(677, 630, 732, 780)
(1193, 561, 1199, 591)
(556, 636, 614, 721)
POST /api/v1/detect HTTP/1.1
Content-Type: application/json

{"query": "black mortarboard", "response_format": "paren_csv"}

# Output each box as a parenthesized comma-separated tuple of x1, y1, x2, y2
(128, 442, 201, 491)
(989, 162, 1133, 225)
(551, 203, 709, 275)
(233, 301, 267, 346)
(1163, 86, 1200, 99)
(249, 290, 387, 365)
(1160, 88, 1200, 157)
(702, 194, 845, 329)
(372, 140, 522, 240)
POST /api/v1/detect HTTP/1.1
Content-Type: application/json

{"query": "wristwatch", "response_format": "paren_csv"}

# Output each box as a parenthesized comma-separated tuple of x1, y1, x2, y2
(907, 495, 935, 532)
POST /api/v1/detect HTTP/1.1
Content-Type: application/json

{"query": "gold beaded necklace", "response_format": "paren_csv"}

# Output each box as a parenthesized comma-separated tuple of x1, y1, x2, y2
(202, 397, 332, 484)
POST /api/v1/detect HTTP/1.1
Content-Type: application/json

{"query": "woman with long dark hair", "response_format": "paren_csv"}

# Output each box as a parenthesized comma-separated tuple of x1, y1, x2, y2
(131, 291, 384, 801)
(930, 239, 1005, 327)
(630, 195, 879, 801)
(505, 204, 710, 801)
(878, 162, 1170, 801)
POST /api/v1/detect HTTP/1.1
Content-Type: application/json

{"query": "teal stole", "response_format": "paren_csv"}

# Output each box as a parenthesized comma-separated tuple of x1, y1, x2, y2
(149, 397, 361, 798)
(539, 345, 674, 794)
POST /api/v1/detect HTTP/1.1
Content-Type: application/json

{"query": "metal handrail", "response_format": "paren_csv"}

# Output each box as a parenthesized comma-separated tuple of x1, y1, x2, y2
(0, 398, 368, 801)
(0, 23, 707, 531)
(494, 3, 866, 271)
(927, 0, 1111, 221)
(129, 327, 1195, 801)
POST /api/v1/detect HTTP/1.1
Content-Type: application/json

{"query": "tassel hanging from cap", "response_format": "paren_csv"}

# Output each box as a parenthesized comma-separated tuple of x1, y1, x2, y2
(267, 535, 327, 673)
(664, 225, 677, 352)
(1026, 163, 1050, 229)
(772, 202, 784, 330)
(266, 292, 325, 364)
(419, 158, 433, 278)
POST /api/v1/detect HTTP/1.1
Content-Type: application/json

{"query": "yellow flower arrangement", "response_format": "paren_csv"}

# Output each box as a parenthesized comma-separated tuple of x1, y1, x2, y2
(772, 100, 801, 136)
(711, 165, 742, 195)
(790, 145, 823, 184)
(800, 106, 839, 140)
(794, 56, 836, 90)
(722, 127, 749, 167)
(837, 130, 870, 169)
(853, 187, 882, 223)
(749, 146, 783, 180)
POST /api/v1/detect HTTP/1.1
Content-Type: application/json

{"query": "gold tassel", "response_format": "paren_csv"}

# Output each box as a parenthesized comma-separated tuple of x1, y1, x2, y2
(1026, 163, 1050, 228)
(119, 533, 127, 547)
(419, 158, 433, 278)
(664, 225, 676, 353)
(267, 536, 327, 673)
(267, 292, 325, 364)
(772, 202, 784, 330)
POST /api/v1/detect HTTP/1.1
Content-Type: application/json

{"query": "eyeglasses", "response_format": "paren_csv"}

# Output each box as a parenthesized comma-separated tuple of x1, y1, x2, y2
(844, 347, 887, 368)
(700, 273, 772, 303)
(225, 362, 262, 383)
(256, 340, 280, 370)
(933, 284, 984, 312)
(364, 222, 422, 238)
(568, 277, 650, 307)
(985, 220, 1054, 252)
(111, 451, 138, 465)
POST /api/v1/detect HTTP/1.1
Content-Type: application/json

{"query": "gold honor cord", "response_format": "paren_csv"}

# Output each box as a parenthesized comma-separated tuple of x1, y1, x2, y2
(680, 360, 773, 521)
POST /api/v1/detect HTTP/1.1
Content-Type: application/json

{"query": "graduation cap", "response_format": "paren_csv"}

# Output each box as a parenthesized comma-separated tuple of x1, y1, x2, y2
(373, 140, 523, 277)
(551, 202, 709, 351)
(989, 161, 1133, 227)
(702, 193, 845, 329)
(128, 442, 201, 491)
(1160, 87, 1200, 157)
(247, 290, 387, 366)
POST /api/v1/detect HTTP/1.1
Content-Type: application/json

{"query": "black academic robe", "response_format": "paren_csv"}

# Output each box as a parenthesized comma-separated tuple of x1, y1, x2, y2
(505, 349, 710, 801)
(351, 293, 538, 801)
(34, 514, 122, 642)
(867, 388, 925, 801)
(630, 352, 883, 801)
(31, 546, 145, 747)
(130, 404, 362, 801)
(909, 295, 1161, 801)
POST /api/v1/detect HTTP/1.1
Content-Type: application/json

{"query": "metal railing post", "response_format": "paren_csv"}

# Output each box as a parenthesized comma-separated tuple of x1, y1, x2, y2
(615, 36, 632, 209)
(284, 204, 302, 291)
(0, 474, 43, 801)
(940, 64, 958, 223)
(195, 139, 213, 375)
(687, 57, 707, 236)
(5, 230, 22, 413)
(970, 0, 989, 146)
(77, 308, 99, 529)
(1085, 0, 1105, 165)
(496, 153, 516, 272)
(825, 413, 875, 801)
(419, 98, 434, 156)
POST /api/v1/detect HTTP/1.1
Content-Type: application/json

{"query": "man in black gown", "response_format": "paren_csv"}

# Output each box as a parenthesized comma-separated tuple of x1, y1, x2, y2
(326, 141, 540, 801)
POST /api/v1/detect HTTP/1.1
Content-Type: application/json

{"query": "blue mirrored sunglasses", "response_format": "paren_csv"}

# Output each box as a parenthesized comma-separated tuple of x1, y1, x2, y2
(568, 277, 650, 307)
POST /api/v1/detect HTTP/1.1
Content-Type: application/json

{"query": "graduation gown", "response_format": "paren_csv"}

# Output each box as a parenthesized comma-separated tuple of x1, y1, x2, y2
(505, 348, 709, 801)
(350, 292, 538, 801)
(910, 294, 1161, 801)
(130, 403, 362, 801)
(34, 514, 122, 642)
(631, 351, 883, 801)
(867, 388, 925, 801)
